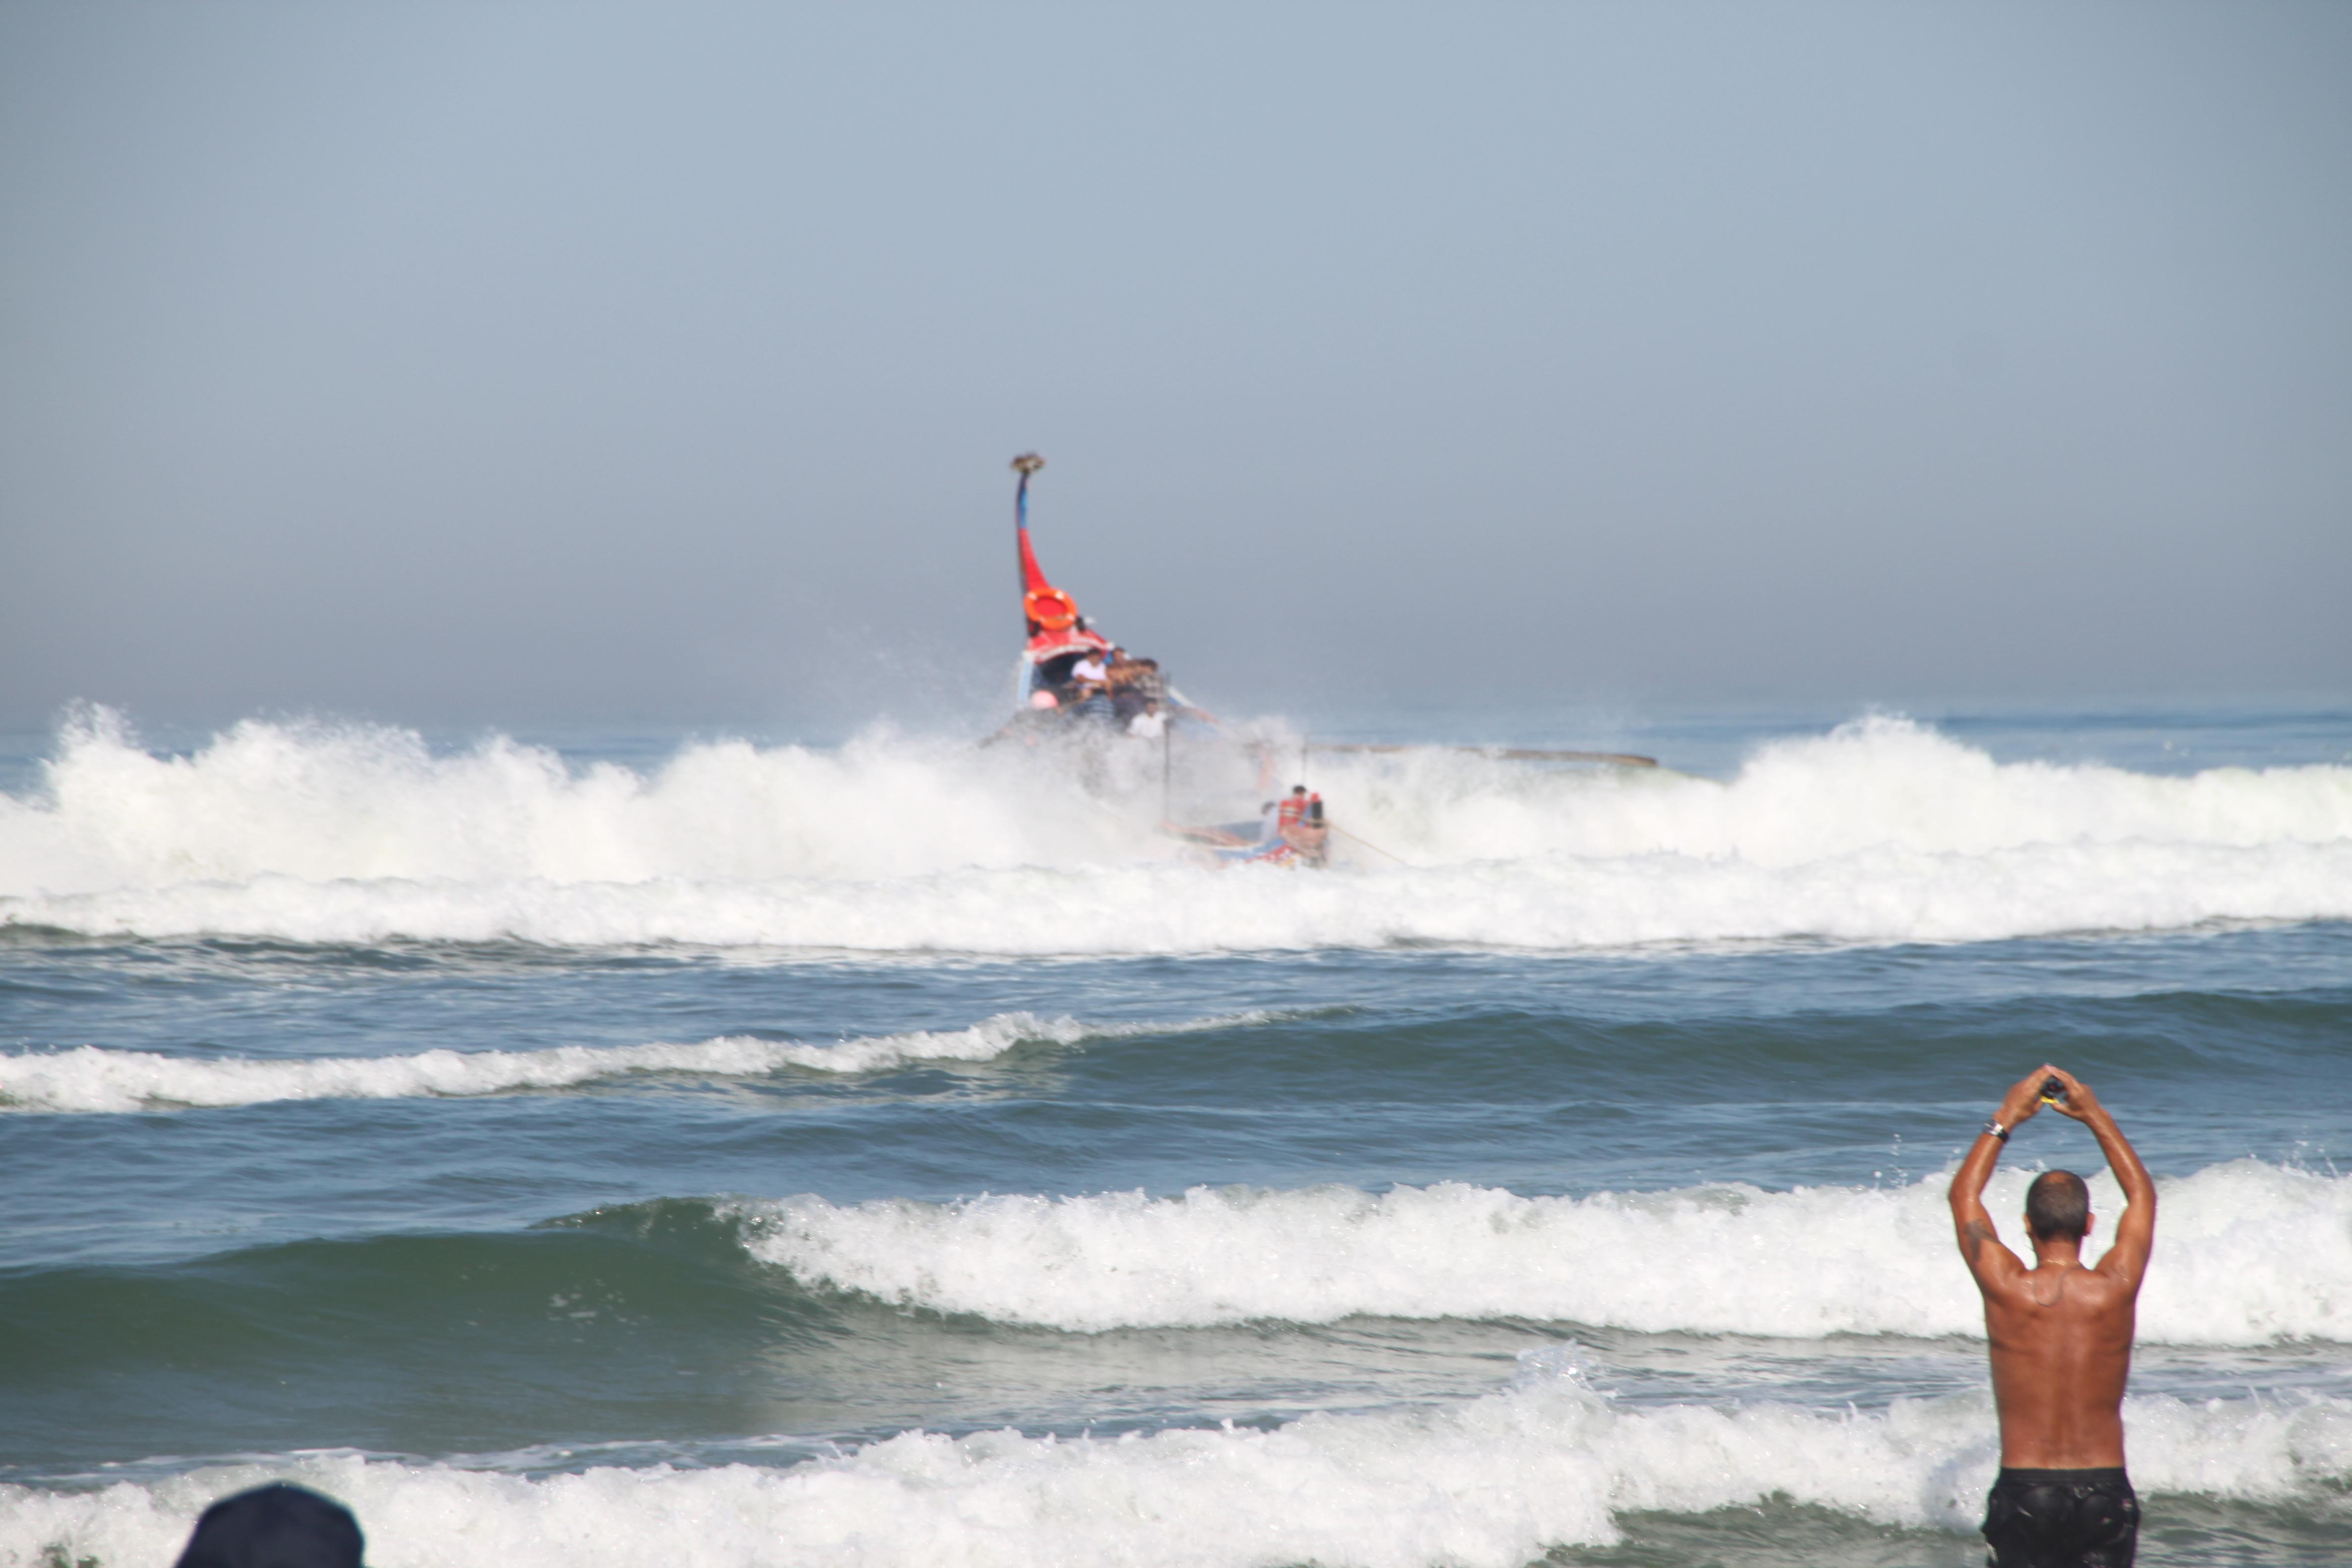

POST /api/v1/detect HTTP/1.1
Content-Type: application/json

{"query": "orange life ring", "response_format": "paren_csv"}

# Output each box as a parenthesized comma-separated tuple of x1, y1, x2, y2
(1025, 588, 1079, 632)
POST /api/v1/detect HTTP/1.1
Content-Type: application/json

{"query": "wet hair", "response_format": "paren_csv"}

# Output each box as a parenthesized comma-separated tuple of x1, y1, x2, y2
(2025, 1170, 2090, 1242)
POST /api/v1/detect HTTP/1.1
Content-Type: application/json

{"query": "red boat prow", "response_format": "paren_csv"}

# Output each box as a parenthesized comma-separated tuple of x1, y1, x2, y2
(1010, 455, 1111, 697)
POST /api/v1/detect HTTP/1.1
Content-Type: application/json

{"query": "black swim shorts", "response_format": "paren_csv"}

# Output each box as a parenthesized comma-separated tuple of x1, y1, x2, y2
(1981, 1467, 2140, 1568)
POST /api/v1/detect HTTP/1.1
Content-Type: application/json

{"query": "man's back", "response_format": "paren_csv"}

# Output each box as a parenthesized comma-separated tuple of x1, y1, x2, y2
(1979, 1249, 2139, 1468)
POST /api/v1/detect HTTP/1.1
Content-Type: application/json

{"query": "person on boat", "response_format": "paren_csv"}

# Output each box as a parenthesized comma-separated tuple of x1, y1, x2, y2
(1107, 649, 1150, 723)
(1125, 698, 1167, 739)
(1065, 647, 1111, 708)
(1126, 656, 1216, 727)
(1162, 788, 1329, 867)
(1270, 787, 1328, 865)
(1299, 793, 1330, 865)
(1121, 656, 1160, 708)
(1240, 793, 1328, 866)
(1256, 792, 1325, 855)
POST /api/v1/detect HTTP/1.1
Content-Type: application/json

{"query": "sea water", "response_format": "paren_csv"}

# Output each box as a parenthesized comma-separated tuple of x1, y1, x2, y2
(1, 702, 2349, 1567)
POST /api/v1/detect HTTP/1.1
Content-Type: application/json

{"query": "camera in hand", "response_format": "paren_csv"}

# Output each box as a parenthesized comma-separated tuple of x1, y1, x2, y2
(2041, 1077, 2065, 1103)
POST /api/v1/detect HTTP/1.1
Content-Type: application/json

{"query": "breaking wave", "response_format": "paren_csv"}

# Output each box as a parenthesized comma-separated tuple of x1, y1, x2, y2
(2, 708, 2348, 952)
(740, 1161, 2352, 1345)
(6, 1377, 2349, 1568)
(0, 1011, 1149, 1114)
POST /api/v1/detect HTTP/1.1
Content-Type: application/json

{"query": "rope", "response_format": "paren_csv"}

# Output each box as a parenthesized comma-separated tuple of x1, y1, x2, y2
(1333, 823, 1412, 867)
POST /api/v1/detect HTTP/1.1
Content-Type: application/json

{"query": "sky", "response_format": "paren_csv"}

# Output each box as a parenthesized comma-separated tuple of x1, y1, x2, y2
(2, 2, 2348, 734)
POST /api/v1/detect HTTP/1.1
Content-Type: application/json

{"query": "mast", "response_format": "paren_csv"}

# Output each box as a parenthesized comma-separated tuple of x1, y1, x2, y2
(1012, 452, 1046, 627)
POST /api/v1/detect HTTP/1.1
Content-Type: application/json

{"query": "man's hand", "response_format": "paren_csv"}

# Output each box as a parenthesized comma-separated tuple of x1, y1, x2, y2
(1996, 1066, 2059, 1129)
(2042, 1066, 2102, 1124)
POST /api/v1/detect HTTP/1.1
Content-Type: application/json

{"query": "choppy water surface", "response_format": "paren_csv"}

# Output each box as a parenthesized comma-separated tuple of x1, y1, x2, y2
(2, 704, 2349, 1567)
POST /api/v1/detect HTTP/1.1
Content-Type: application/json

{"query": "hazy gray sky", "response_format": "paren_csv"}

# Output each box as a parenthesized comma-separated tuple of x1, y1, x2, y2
(3, 2, 2347, 731)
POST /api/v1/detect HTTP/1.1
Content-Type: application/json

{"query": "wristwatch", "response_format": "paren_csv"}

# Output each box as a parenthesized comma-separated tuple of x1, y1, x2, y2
(1982, 1119, 2010, 1143)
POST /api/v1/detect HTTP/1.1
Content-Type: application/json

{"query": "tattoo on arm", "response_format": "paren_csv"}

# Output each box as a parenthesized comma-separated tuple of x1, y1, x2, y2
(1962, 1218, 1995, 1265)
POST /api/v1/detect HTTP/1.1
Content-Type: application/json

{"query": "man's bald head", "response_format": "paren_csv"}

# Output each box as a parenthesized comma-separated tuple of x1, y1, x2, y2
(2026, 1170, 2091, 1243)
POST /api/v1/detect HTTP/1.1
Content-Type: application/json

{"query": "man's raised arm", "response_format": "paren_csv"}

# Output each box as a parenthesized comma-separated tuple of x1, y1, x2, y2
(2045, 1066, 2157, 1289)
(1949, 1066, 2056, 1290)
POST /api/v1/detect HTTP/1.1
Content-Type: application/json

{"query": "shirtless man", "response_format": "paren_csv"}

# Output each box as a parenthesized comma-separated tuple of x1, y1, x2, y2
(1950, 1065, 2156, 1568)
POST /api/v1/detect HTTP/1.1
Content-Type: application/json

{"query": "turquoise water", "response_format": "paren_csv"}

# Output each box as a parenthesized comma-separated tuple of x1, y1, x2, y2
(2, 703, 2349, 1566)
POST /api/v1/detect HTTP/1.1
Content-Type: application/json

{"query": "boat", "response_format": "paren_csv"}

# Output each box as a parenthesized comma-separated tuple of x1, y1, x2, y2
(986, 453, 1662, 865)
(1161, 784, 1333, 868)
(1009, 453, 1114, 716)
(997, 453, 1207, 742)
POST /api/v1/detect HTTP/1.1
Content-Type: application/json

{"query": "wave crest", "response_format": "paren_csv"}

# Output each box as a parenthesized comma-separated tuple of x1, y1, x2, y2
(0, 1013, 1087, 1113)
(3, 709, 2349, 952)
(739, 1162, 2352, 1345)
(5, 1381, 2347, 1568)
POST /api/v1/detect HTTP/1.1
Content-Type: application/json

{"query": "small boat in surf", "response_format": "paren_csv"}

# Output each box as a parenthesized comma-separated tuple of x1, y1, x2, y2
(1162, 783, 1334, 869)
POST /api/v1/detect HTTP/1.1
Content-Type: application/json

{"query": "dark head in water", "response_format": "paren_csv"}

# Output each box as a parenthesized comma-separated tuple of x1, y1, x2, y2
(174, 1483, 365, 1568)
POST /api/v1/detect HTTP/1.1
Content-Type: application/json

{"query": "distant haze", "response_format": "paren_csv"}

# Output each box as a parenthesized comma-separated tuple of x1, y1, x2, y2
(3, 2, 2347, 732)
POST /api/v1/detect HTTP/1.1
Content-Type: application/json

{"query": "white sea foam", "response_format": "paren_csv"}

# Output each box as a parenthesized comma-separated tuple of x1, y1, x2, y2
(2, 708, 2348, 952)
(5, 1380, 2348, 1568)
(740, 1161, 2352, 1346)
(0, 1013, 1106, 1114)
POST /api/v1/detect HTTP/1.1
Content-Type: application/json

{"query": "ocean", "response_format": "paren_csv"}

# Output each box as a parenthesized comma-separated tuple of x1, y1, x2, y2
(2, 701, 2349, 1567)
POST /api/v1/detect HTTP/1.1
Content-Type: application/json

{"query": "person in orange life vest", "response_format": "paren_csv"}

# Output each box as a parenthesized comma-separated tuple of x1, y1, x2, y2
(1279, 787, 1329, 865)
